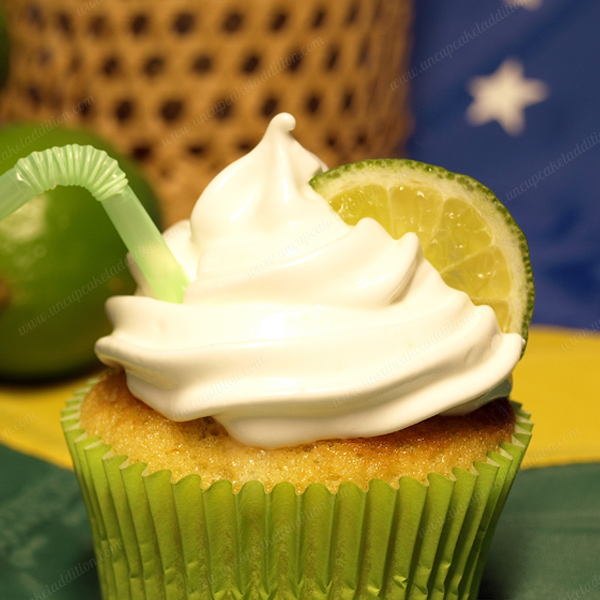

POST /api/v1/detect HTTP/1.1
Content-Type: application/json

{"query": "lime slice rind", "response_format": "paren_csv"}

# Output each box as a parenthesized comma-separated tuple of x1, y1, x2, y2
(310, 159, 534, 348)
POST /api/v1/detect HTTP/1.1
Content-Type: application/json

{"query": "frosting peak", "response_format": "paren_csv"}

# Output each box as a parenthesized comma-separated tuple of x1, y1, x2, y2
(96, 114, 523, 448)
(191, 113, 339, 253)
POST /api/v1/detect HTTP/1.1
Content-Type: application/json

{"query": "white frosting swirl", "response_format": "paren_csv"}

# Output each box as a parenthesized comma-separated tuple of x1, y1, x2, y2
(96, 114, 523, 448)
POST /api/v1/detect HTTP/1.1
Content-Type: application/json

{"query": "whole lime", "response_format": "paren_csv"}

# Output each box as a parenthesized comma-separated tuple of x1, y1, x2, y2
(0, 124, 162, 381)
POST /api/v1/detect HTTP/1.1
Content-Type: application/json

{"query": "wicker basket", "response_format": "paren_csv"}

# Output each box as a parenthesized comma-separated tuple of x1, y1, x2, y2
(0, 0, 413, 225)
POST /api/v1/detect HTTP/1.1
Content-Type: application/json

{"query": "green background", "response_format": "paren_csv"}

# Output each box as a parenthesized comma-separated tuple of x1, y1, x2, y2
(0, 444, 598, 600)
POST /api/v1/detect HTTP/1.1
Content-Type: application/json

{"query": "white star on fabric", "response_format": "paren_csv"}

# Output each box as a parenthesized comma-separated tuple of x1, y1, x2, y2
(466, 58, 549, 135)
(504, 0, 543, 11)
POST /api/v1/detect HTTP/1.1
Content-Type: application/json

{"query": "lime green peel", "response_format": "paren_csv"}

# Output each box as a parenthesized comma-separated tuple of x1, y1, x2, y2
(0, 144, 190, 303)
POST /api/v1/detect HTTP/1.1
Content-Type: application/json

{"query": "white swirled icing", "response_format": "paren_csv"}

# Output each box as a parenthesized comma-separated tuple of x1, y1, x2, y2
(95, 113, 523, 448)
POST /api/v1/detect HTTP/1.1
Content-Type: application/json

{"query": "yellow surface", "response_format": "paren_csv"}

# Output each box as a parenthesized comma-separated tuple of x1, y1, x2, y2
(513, 326, 600, 468)
(0, 373, 95, 469)
(0, 326, 599, 470)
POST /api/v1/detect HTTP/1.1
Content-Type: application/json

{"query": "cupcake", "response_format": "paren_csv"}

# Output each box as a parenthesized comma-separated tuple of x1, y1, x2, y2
(62, 114, 533, 599)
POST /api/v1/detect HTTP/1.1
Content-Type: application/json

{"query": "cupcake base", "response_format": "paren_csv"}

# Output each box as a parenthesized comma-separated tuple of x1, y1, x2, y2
(62, 380, 533, 600)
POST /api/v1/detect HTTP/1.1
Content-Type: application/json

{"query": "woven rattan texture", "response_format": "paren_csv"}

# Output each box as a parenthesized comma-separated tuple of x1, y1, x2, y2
(0, 0, 413, 225)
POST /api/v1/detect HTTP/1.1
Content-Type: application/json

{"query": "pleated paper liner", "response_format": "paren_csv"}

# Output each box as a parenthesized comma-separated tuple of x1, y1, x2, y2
(61, 379, 533, 600)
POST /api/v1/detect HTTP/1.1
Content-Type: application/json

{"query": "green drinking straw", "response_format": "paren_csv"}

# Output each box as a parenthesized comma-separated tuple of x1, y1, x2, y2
(0, 144, 190, 303)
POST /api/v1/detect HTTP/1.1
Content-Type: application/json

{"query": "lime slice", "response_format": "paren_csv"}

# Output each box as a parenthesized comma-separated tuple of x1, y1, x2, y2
(310, 159, 534, 344)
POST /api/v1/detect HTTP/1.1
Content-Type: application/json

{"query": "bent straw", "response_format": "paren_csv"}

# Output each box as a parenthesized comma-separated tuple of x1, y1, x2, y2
(0, 144, 190, 303)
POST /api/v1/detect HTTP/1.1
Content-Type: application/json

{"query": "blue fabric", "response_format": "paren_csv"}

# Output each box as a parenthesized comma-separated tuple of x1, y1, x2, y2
(406, 0, 600, 329)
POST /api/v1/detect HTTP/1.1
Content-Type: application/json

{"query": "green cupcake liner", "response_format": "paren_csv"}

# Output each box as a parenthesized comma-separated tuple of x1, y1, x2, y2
(61, 381, 533, 600)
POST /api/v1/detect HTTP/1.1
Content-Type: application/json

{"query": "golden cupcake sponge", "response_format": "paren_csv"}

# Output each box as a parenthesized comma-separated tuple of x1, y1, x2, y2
(80, 370, 516, 493)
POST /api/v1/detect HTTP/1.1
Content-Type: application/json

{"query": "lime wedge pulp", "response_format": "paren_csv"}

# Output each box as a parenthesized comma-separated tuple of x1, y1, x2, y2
(310, 159, 534, 345)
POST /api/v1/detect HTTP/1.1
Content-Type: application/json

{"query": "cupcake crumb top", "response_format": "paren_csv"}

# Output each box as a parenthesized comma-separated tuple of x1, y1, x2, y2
(80, 369, 516, 493)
